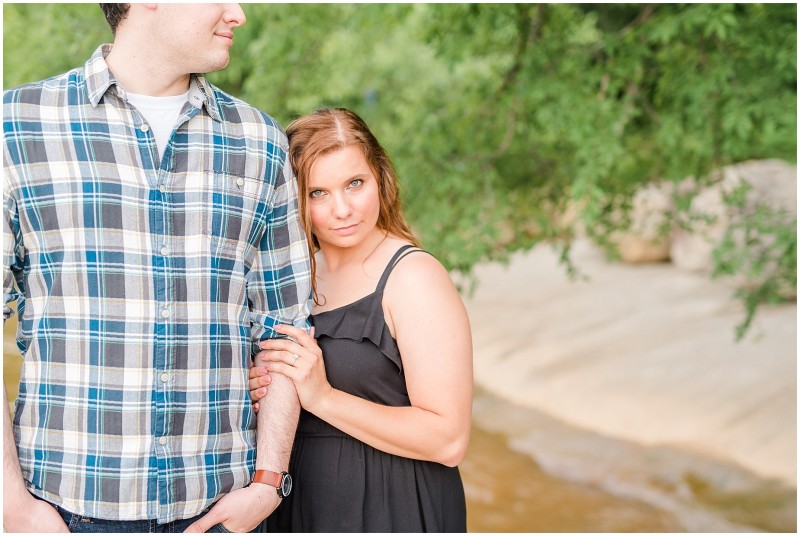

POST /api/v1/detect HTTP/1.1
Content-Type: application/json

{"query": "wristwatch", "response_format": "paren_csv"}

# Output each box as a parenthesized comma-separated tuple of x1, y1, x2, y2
(252, 469, 292, 498)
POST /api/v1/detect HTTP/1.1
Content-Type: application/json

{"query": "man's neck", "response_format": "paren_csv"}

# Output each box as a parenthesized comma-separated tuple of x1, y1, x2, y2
(104, 41, 191, 97)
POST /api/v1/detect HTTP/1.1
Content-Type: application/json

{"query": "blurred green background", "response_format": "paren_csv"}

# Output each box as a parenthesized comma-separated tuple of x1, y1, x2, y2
(2, 4, 797, 532)
(4, 5, 796, 319)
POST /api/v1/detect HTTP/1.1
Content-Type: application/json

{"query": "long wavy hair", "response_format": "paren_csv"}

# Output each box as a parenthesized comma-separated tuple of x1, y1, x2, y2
(286, 108, 419, 304)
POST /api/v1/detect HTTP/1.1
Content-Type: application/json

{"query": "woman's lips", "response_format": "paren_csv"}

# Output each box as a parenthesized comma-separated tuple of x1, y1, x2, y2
(332, 224, 358, 236)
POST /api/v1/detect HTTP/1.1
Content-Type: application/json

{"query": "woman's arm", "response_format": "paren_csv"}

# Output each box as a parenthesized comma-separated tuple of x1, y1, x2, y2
(256, 253, 473, 466)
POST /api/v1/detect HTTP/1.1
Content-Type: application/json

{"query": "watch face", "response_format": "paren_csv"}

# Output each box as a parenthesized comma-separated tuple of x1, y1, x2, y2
(279, 472, 292, 497)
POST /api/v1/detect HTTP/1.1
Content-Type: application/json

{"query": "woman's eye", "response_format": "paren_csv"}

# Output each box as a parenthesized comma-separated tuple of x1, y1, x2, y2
(309, 190, 324, 198)
(348, 179, 363, 189)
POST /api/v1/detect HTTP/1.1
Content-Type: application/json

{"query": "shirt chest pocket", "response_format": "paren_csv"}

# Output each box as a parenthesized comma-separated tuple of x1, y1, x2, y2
(202, 172, 267, 256)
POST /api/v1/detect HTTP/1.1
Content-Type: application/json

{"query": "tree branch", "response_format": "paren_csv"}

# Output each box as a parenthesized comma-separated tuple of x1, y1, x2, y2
(497, 3, 545, 95)
(620, 4, 658, 37)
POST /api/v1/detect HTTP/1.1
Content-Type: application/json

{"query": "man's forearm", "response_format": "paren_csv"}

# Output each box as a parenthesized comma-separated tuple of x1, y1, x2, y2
(255, 371, 300, 471)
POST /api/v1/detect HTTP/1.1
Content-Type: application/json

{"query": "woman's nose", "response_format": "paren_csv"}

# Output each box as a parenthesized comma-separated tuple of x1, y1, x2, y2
(333, 195, 353, 218)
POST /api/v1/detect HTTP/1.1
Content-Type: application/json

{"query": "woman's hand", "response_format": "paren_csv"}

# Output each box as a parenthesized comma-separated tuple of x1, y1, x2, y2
(254, 325, 333, 413)
(248, 360, 272, 413)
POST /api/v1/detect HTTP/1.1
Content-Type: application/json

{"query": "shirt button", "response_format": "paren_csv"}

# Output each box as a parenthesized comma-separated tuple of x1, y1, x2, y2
(158, 437, 167, 445)
(140, 123, 150, 133)
(160, 373, 169, 383)
(160, 308, 170, 319)
(236, 178, 244, 187)
(160, 246, 168, 256)
(158, 184, 166, 194)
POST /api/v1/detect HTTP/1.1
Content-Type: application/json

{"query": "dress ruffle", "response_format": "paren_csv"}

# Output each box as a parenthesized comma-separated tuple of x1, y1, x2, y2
(311, 291, 403, 373)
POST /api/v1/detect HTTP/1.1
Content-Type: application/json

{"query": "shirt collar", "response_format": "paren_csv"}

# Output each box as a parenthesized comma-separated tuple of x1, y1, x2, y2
(84, 44, 223, 123)
(189, 74, 223, 123)
(85, 44, 116, 107)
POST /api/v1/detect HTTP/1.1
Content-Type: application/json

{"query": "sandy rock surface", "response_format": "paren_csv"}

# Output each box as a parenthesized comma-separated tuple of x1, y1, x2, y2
(462, 238, 796, 486)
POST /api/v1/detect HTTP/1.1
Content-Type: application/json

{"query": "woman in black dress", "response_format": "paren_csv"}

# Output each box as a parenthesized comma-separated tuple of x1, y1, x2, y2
(250, 108, 473, 532)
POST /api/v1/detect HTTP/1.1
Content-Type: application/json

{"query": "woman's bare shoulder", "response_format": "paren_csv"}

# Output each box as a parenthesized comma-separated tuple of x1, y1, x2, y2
(385, 247, 458, 303)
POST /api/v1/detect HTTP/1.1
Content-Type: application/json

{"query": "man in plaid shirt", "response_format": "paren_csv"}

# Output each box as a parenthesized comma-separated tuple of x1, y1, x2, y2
(3, 4, 311, 532)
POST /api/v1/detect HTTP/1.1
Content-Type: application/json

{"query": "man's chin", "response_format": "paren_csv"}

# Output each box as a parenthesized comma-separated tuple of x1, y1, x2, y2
(199, 56, 231, 75)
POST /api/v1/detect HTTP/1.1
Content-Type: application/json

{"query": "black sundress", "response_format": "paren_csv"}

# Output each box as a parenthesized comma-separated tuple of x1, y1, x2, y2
(266, 245, 467, 532)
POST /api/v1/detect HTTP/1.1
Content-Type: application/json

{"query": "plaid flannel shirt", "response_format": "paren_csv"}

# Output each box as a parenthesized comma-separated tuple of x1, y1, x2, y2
(3, 45, 311, 523)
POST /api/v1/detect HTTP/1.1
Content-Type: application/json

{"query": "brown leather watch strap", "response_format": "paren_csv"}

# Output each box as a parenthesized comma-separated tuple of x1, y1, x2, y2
(252, 469, 282, 488)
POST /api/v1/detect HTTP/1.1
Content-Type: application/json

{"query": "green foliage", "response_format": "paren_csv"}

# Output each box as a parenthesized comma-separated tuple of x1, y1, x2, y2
(4, 3, 796, 339)
(712, 182, 797, 340)
(3, 4, 110, 88)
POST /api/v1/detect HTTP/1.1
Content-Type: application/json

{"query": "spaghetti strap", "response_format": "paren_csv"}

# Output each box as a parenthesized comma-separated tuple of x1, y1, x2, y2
(375, 244, 428, 293)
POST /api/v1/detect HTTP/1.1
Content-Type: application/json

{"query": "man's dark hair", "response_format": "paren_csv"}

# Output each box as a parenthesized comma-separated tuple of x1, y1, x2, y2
(99, 3, 130, 35)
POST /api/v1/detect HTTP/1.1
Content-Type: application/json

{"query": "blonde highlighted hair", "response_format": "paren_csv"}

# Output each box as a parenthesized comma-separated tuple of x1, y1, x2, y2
(286, 108, 419, 304)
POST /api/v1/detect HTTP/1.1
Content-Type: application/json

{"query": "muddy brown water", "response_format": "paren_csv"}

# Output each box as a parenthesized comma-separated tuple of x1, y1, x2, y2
(4, 318, 795, 531)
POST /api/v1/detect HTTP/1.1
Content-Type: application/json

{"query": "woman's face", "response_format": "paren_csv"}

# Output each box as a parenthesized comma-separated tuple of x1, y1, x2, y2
(306, 145, 381, 251)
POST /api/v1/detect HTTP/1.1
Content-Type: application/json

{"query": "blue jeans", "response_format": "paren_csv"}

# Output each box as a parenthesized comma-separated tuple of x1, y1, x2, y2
(51, 501, 263, 533)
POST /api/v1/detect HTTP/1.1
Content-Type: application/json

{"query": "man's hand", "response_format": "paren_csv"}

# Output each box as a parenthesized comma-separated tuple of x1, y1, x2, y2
(4, 385, 69, 533)
(3, 495, 69, 533)
(183, 484, 279, 533)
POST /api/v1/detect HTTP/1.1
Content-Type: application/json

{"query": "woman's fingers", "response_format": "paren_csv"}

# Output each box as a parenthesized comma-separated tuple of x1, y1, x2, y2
(272, 324, 318, 349)
(269, 350, 310, 369)
(256, 348, 301, 365)
(248, 363, 272, 402)
(265, 361, 301, 382)
(249, 342, 312, 401)
(248, 365, 270, 386)
(261, 348, 310, 378)
(248, 367, 270, 392)
(258, 337, 303, 355)
(249, 386, 267, 402)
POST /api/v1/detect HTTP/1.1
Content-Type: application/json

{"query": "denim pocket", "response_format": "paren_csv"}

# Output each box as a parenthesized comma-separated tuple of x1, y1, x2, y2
(51, 505, 82, 532)
(207, 522, 233, 533)
(66, 513, 96, 532)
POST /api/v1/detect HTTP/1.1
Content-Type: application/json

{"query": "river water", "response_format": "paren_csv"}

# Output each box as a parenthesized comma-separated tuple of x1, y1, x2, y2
(464, 387, 795, 532)
(4, 319, 795, 531)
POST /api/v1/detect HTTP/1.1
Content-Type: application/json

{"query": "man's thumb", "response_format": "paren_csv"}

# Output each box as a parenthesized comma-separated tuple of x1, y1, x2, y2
(183, 511, 221, 533)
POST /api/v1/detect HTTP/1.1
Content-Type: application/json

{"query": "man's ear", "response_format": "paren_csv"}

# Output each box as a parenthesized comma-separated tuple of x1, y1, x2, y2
(136, 4, 159, 13)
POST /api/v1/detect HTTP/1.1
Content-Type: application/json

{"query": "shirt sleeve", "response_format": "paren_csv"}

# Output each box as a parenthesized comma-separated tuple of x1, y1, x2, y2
(246, 144, 312, 355)
(3, 155, 24, 325)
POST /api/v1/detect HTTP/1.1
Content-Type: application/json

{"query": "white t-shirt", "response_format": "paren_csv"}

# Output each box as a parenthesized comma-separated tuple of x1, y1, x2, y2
(126, 90, 190, 160)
